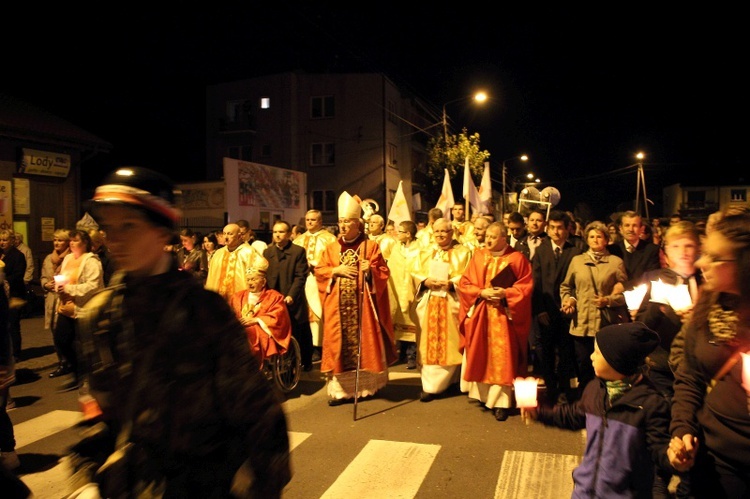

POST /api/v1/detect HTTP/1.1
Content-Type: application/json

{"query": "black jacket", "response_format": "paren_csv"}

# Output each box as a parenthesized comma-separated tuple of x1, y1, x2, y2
(263, 241, 309, 324)
(1, 246, 26, 298)
(71, 268, 291, 497)
(607, 240, 661, 288)
(531, 238, 583, 320)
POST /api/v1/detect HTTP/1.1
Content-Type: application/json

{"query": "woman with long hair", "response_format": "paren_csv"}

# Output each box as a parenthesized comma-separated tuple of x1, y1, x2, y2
(668, 208, 750, 497)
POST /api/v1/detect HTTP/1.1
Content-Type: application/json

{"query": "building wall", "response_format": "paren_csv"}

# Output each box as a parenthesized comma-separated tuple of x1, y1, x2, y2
(206, 72, 427, 226)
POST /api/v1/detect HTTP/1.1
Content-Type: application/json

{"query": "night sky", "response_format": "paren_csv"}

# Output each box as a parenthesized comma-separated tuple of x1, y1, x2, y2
(2, 5, 743, 220)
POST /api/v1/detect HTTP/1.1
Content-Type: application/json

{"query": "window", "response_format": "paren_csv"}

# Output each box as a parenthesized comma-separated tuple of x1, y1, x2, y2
(311, 143, 335, 166)
(312, 190, 336, 212)
(387, 100, 398, 124)
(228, 145, 252, 161)
(260, 97, 270, 109)
(311, 96, 335, 119)
(731, 189, 747, 202)
(388, 143, 398, 168)
(226, 100, 243, 123)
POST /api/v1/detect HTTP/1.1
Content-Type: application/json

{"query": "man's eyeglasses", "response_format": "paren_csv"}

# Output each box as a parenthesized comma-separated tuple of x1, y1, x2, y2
(701, 252, 736, 265)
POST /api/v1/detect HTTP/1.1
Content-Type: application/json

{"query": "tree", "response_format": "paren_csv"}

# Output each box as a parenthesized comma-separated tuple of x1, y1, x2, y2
(420, 128, 491, 206)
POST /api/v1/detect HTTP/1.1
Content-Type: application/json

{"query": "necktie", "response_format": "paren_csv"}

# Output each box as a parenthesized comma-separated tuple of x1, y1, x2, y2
(626, 244, 634, 253)
(554, 246, 561, 262)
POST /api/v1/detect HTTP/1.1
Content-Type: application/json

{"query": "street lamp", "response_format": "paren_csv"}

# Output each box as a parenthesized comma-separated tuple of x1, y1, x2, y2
(442, 91, 488, 143)
(634, 151, 650, 218)
(500, 154, 528, 215)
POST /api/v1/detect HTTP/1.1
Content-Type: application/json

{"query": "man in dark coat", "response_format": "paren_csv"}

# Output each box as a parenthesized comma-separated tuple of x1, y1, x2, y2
(264, 220, 313, 370)
(607, 210, 662, 288)
(531, 210, 583, 403)
(0, 230, 27, 361)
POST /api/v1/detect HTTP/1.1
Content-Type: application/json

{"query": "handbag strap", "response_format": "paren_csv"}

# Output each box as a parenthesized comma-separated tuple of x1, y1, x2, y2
(586, 264, 599, 295)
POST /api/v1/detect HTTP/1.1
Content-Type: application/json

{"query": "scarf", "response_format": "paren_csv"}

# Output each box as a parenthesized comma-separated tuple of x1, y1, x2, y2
(587, 249, 606, 264)
(707, 294, 741, 344)
(605, 373, 640, 405)
(51, 247, 71, 273)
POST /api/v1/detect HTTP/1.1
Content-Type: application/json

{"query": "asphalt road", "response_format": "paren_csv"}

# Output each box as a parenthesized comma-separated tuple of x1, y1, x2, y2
(9, 319, 588, 499)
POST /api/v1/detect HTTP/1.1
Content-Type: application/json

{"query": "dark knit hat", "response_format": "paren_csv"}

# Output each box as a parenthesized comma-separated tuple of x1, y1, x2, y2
(596, 322, 660, 376)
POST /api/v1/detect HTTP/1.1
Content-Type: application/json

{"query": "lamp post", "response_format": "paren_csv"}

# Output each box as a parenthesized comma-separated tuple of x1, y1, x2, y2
(634, 152, 649, 219)
(500, 154, 528, 216)
(442, 91, 487, 144)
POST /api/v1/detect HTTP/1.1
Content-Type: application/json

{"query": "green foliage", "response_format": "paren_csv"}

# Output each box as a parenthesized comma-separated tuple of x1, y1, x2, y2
(422, 128, 491, 191)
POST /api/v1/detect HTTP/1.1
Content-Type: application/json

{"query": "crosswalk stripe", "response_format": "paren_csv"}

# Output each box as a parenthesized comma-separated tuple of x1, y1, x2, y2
(495, 450, 580, 498)
(320, 439, 440, 499)
(289, 431, 311, 451)
(15, 410, 82, 449)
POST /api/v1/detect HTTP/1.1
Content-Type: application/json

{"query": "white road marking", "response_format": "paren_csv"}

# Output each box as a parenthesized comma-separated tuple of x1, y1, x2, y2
(289, 431, 311, 451)
(321, 439, 440, 499)
(495, 450, 580, 498)
(14, 410, 82, 448)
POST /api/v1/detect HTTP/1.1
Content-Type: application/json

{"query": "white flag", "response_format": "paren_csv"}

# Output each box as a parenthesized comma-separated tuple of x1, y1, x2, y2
(463, 157, 483, 215)
(387, 180, 411, 226)
(479, 162, 492, 214)
(435, 169, 454, 220)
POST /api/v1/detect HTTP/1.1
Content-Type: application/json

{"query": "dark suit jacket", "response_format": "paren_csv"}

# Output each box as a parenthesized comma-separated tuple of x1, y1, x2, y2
(531, 238, 583, 321)
(1, 246, 27, 298)
(263, 241, 309, 324)
(515, 232, 547, 261)
(607, 240, 662, 288)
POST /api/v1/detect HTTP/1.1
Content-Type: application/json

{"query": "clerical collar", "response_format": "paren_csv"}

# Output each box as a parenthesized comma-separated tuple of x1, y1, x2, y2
(342, 232, 361, 244)
(490, 246, 509, 257)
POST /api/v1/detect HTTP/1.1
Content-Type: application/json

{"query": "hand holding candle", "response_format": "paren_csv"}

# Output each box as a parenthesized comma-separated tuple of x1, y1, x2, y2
(53, 274, 70, 292)
(515, 377, 539, 426)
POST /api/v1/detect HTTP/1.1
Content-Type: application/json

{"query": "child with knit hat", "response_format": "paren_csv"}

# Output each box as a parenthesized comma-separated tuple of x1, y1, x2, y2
(522, 322, 677, 498)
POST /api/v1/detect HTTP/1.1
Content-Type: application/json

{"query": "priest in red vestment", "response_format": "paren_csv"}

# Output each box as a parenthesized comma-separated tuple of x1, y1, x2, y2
(315, 191, 396, 406)
(458, 221, 533, 421)
(230, 257, 292, 368)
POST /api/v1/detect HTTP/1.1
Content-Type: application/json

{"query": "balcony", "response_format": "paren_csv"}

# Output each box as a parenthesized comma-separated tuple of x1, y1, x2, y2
(219, 114, 257, 133)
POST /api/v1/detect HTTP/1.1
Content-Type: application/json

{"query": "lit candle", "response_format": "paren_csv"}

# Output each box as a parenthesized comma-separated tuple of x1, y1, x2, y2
(623, 283, 648, 311)
(53, 274, 69, 291)
(741, 352, 750, 416)
(741, 352, 750, 393)
(650, 279, 668, 304)
(514, 377, 539, 408)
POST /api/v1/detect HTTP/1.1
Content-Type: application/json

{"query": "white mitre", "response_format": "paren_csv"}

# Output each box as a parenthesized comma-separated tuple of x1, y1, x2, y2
(338, 191, 362, 219)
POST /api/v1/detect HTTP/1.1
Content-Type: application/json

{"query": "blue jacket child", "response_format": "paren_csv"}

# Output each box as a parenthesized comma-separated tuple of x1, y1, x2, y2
(522, 322, 676, 498)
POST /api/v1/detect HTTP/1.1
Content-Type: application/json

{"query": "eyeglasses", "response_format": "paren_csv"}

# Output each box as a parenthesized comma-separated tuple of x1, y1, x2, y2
(701, 252, 736, 265)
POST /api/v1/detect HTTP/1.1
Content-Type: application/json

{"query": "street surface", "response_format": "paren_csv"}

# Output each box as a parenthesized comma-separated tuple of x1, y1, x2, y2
(9, 316, 587, 498)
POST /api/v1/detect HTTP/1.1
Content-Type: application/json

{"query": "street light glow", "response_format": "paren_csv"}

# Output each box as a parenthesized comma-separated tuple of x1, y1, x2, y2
(636, 152, 645, 160)
(442, 91, 490, 142)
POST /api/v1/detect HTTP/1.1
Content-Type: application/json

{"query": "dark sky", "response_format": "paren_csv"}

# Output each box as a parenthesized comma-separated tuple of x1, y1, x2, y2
(1, 5, 744, 220)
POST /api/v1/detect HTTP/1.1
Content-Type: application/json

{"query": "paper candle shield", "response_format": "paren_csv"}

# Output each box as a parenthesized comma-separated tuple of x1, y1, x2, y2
(514, 377, 539, 408)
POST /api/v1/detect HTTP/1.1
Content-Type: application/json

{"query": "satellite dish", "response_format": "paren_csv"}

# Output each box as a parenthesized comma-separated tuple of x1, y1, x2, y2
(540, 186, 561, 207)
(517, 186, 541, 216)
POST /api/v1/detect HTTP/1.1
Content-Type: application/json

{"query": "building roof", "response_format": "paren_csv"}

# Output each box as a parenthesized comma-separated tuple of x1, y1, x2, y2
(0, 92, 112, 153)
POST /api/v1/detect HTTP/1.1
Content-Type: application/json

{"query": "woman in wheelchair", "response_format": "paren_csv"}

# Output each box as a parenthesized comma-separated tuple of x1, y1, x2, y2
(230, 258, 292, 367)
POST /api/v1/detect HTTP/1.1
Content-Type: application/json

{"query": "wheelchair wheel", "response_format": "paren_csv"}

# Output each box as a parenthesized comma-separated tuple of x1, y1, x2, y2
(272, 336, 301, 393)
